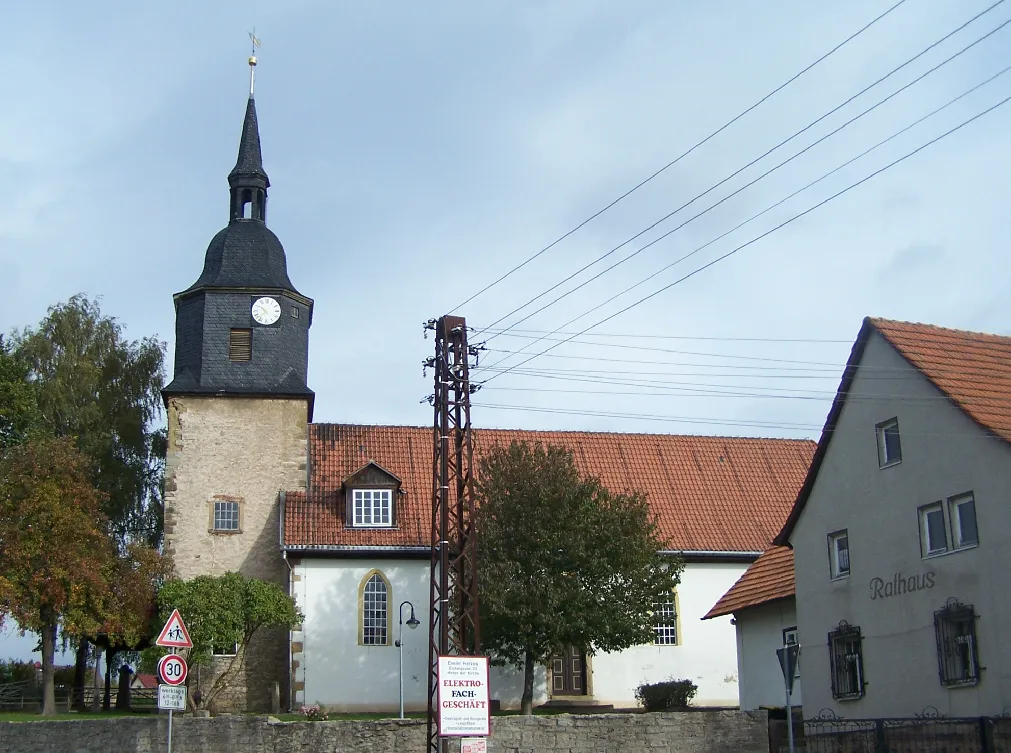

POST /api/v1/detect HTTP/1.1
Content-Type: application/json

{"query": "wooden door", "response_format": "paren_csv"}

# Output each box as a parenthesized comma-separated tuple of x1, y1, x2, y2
(550, 646, 587, 696)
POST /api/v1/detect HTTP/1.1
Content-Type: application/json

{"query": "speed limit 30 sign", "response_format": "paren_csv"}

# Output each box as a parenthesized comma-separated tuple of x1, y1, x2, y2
(158, 654, 188, 687)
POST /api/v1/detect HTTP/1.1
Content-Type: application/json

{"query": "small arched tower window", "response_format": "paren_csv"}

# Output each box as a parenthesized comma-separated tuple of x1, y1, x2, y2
(359, 570, 390, 646)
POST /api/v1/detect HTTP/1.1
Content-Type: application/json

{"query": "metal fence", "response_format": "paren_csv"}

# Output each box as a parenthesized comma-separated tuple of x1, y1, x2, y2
(798, 713, 1011, 753)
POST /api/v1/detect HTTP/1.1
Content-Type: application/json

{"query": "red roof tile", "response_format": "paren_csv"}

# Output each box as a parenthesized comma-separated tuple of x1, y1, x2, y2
(703, 546, 794, 619)
(870, 318, 1011, 442)
(284, 425, 815, 553)
(133, 673, 158, 689)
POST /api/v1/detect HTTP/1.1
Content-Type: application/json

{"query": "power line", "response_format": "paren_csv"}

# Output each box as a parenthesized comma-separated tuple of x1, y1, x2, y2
(448, 0, 912, 313)
(478, 16, 1011, 348)
(475, 328, 855, 343)
(472, 402, 1011, 441)
(478, 60, 1011, 374)
(481, 384, 1009, 406)
(478, 91, 1011, 385)
(476, 57, 1011, 367)
(477, 0, 1008, 343)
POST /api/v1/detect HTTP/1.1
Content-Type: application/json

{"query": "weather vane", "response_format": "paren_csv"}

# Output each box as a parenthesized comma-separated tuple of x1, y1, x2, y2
(247, 29, 261, 95)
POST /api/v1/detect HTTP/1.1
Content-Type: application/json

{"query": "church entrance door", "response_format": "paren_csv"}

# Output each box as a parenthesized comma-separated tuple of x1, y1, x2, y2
(550, 646, 587, 696)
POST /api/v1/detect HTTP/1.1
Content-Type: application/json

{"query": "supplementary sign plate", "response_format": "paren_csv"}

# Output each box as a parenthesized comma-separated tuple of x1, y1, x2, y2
(437, 656, 490, 737)
(156, 608, 193, 649)
(157, 684, 187, 711)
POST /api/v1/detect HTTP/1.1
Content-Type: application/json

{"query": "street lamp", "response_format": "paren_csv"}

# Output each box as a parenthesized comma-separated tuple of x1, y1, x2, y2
(395, 600, 421, 719)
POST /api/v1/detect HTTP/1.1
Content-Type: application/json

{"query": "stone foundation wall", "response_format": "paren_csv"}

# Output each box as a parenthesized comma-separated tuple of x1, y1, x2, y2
(0, 711, 768, 753)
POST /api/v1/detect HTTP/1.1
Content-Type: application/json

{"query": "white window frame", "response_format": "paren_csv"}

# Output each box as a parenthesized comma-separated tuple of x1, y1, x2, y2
(360, 571, 390, 646)
(213, 500, 240, 532)
(828, 530, 850, 579)
(352, 488, 393, 528)
(949, 493, 978, 550)
(213, 642, 238, 657)
(875, 417, 902, 468)
(653, 595, 679, 646)
(919, 502, 949, 557)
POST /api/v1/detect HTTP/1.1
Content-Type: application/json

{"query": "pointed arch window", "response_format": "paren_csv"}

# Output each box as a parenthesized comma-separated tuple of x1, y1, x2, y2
(359, 570, 390, 646)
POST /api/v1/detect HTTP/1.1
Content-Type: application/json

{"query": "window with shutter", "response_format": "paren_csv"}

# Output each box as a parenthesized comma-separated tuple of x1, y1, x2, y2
(229, 329, 252, 361)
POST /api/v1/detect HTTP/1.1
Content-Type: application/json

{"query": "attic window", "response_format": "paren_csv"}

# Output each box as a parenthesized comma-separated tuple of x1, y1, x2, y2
(352, 489, 393, 528)
(876, 418, 901, 467)
(229, 329, 252, 361)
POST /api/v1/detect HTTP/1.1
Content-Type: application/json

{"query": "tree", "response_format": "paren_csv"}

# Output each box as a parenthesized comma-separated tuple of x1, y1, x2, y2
(12, 294, 166, 705)
(475, 441, 683, 714)
(148, 573, 302, 711)
(0, 335, 42, 449)
(0, 437, 117, 715)
(12, 294, 166, 544)
(97, 543, 170, 709)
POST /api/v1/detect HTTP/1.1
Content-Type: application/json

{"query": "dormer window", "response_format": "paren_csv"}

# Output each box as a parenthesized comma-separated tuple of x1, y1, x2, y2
(352, 489, 393, 528)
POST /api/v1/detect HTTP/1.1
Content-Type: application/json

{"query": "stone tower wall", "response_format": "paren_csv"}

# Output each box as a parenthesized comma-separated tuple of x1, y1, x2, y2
(163, 395, 308, 712)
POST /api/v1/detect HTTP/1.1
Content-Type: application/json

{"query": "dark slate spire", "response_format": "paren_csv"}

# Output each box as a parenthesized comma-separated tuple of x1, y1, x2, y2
(228, 96, 269, 190)
(228, 96, 269, 222)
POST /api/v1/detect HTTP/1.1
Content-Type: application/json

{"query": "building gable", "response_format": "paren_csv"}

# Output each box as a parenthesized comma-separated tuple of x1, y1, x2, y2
(775, 317, 1011, 547)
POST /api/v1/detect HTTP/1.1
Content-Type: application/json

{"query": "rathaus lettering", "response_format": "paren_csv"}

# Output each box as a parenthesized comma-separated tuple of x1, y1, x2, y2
(869, 571, 935, 600)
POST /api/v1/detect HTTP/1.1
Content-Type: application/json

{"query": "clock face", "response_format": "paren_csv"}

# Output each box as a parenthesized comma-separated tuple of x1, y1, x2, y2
(251, 296, 281, 326)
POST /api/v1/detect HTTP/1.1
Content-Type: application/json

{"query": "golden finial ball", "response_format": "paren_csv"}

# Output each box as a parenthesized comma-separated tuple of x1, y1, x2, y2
(248, 56, 257, 66)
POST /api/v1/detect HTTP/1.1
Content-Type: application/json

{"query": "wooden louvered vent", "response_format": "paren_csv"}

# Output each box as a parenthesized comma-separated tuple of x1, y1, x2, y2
(229, 329, 252, 361)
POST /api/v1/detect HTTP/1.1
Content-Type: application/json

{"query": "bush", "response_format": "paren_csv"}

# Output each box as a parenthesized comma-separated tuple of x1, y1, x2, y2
(299, 703, 329, 721)
(634, 678, 698, 711)
(0, 659, 38, 685)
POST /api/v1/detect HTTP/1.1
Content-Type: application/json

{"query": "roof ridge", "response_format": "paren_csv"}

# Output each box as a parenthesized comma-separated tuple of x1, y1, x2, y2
(869, 317, 1011, 343)
(308, 422, 817, 443)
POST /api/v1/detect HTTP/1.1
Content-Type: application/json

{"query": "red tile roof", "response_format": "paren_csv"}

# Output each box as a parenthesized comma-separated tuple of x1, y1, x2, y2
(132, 673, 158, 689)
(776, 317, 1011, 546)
(284, 425, 815, 553)
(870, 318, 1011, 442)
(703, 546, 794, 619)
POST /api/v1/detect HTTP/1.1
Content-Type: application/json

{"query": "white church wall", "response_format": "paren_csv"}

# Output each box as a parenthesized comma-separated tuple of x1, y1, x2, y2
(295, 557, 546, 712)
(589, 562, 746, 708)
(295, 558, 742, 712)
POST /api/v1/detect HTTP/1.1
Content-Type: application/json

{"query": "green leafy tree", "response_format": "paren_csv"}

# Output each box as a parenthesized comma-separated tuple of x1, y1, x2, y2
(0, 335, 42, 448)
(0, 437, 117, 715)
(12, 294, 166, 544)
(475, 441, 683, 714)
(147, 573, 303, 710)
(12, 294, 166, 705)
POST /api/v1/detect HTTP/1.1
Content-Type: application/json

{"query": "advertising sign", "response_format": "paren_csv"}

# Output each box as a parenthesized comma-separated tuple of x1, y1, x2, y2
(157, 684, 187, 711)
(437, 656, 490, 737)
(461, 738, 488, 753)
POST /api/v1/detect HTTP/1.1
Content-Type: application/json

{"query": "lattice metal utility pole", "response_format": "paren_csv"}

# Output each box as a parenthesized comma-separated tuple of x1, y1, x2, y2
(423, 315, 482, 753)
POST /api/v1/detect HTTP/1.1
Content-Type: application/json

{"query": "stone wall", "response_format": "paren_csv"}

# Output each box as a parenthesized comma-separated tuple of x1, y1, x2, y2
(162, 395, 309, 711)
(0, 711, 769, 753)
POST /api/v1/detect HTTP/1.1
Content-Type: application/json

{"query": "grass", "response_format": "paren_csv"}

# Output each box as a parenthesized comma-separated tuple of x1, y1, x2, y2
(0, 710, 154, 722)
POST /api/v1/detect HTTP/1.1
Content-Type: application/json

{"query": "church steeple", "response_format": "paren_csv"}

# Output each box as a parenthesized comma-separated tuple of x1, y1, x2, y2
(163, 51, 314, 407)
(228, 55, 269, 222)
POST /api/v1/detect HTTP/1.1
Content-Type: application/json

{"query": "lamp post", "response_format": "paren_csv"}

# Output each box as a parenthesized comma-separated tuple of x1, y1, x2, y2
(396, 600, 421, 719)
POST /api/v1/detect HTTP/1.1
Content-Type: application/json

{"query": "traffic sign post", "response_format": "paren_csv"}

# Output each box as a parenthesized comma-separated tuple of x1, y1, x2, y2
(777, 643, 801, 753)
(155, 609, 193, 753)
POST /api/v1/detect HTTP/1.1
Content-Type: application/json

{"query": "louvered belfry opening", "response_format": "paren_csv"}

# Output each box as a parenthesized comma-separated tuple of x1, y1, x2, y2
(229, 328, 252, 361)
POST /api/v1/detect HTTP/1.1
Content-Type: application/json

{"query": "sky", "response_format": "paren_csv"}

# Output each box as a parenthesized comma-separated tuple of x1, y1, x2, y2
(2, 0, 1010, 661)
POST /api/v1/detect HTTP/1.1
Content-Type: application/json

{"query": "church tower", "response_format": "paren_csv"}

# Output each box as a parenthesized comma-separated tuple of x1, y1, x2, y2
(162, 57, 311, 711)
